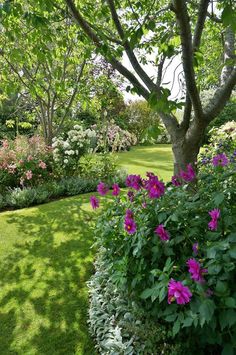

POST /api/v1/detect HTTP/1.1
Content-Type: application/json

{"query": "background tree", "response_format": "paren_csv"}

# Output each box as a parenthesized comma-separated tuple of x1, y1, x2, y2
(0, 3, 90, 145)
(63, 0, 236, 173)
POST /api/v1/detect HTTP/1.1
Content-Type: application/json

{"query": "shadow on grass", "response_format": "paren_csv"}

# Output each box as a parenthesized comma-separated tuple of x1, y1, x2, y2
(0, 194, 108, 355)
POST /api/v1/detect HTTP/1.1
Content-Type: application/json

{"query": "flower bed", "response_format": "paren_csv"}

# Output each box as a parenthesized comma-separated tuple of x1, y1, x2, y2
(89, 149, 236, 353)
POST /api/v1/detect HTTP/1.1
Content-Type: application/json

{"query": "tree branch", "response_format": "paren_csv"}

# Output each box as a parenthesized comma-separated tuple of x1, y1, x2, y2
(106, 0, 158, 92)
(204, 68, 236, 122)
(64, 0, 150, 99)
(171, 0, 203, 120)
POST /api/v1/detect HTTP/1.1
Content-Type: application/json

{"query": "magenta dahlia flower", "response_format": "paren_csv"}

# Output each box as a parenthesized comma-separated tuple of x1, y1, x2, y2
(155, 224, 170, 241)
(125, 209, 133, 219)
(186, 258, 208, 283)
(208, 208, 220, 231)
(145, 175, 165, 199)
(171, 175, 182, 186)
(180, 164, 196, 182)
(124, 217, 137, 234)
(97, 182, 109, 196)
(212, 153, 229, 167)
(126, 174, 142, 190)
(168, 279, 192, 305)
(112, 183, 120, 196)
(90, 195, 99, 209)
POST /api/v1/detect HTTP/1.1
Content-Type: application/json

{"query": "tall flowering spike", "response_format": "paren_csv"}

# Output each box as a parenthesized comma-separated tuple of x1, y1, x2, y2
(145, 174, 165, 199)
(97, 182, 109, 196)
(168, 279, 192, 305)
(208, 208, 220, 231)
(112, 183, 120, 196)
(180, 164, 196, 182)
(90, 195, 99, 209)
(125, 174, 142, 190)
(212, 153, 229, 167)
(192, 242, 199, 255)
(186, 258, 208, 283)
(155, 224, 170, 241)
(124, 217, 137, 234)
(171, 175, 182, 186)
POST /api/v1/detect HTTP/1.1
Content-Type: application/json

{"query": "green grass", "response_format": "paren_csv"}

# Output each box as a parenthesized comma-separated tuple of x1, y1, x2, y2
(116, 144, 173, 181)
(0, 145, 173, 354)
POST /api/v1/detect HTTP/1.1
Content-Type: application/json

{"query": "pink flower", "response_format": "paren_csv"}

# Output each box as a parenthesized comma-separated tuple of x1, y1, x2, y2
(208, 208, 220, 231)
(180, 164, 196, 182)
(19, 159, 24, 165)
(155, 224, 170, 241)
(27, 155, 33, 162)
(39, 160, 47, 169)
(144, 175, 165, 199)
(126, 174, 142, 190)
(25, 170, 33, 180)
(212, 153, 229, 167)
(171, 175, 182, 186)
(90, 195, 99, 209)
(168, 279, 192, 305)
(124, 217, 137, 234)
(2, 139, 9, 149)
(112, 183, 120, 196)
(186, 258, 208, 283)
(192, 242, 199, 255)
(97, 182, 109, 196)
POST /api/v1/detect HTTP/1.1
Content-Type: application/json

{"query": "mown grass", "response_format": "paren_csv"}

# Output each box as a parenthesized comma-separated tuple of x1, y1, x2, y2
(116, 144, 173, 180)
(0, 145, 172, 354)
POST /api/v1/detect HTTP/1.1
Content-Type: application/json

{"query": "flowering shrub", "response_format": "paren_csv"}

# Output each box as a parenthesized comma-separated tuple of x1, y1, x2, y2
(92, 123, 137, 152)
(52, 124, 96, 175)
(0, 135, 54, 191)
(199, 121, 236, 168)
(92, 161, 236, 352)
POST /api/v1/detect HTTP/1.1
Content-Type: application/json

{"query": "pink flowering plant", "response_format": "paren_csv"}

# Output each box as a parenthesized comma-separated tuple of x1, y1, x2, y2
(0, 136, 55, 191)
(93, 165, 236, 352)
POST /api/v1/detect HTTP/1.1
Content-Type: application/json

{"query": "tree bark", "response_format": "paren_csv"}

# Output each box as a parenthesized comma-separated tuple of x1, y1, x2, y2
(172, 135, 201, 175)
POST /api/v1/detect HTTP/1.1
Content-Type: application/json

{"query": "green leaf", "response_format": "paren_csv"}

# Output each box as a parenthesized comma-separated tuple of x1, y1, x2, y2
(213, 192, 224, 206)
(225, 297, 236, 309)
(222, 344, 234, 355)
(220, 310, 236, 330)
(182, 317, 193, 328)
(199, 299, 216, 326)
(172, 319, 180, 336)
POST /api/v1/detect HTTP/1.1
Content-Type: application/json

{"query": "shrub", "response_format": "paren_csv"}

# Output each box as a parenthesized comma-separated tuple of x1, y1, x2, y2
(0, 135, 54, 191)
(91, 158, 236, 352)
(52, 124, 96, 175)
(92, 123, 137, 152)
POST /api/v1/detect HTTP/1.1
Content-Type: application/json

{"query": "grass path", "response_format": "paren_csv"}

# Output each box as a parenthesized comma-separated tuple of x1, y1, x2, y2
(0, 145, 172, 355)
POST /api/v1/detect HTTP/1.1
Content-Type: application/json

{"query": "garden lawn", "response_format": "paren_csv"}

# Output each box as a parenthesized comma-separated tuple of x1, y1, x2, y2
(116, 144, 173, 181)
(0, 194, 109, 355)
(0, 145, 173, 354)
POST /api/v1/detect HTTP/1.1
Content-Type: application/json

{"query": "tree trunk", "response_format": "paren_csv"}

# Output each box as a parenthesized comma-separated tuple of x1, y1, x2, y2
(172, 137, 201, 175)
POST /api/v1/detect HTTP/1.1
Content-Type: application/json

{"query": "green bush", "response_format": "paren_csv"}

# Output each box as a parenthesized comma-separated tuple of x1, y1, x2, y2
(91, 157, 236, 352)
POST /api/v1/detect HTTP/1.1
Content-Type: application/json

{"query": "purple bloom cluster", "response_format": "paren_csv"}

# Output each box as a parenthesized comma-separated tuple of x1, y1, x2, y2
(179, 163, 196, 182)
(112, 183, 120, 196)
(126, 174, 142, 190)
(168, 279, 192, 305)
(97, 181, 109, 196)
(186, 258, 208, 283)
(124, 212, 137, 234)
(212, 153, 229, 167)
(90, 195, 99, 209)
(144, 173, 165, 199)
(155, 224, 170, 241)
(208, 208, 220, 231)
